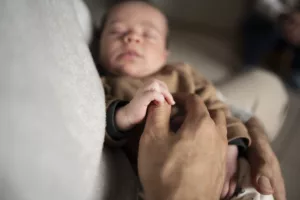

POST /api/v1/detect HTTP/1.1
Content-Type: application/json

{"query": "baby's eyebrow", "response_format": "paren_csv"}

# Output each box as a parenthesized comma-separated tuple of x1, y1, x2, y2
(141, 21, 160, 32)
(107, 19, 122, 26)
(106, 19, 165, 35)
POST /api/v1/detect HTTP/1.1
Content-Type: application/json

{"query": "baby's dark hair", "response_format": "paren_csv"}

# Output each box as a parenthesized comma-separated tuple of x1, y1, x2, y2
(89, 0, 170, 75)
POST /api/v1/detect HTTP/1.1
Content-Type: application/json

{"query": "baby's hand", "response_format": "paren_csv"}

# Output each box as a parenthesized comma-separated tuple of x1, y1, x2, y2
(221, 145, 239, 200)
(116, 79, 175, 131)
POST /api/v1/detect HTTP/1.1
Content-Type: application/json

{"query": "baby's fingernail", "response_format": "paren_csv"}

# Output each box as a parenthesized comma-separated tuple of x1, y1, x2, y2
(257, 176, 273, 193)
(172, 100, 176, 105)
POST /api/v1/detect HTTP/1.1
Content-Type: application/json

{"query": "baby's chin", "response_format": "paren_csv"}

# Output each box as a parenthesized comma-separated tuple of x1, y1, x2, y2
(113, 63, 152, 78)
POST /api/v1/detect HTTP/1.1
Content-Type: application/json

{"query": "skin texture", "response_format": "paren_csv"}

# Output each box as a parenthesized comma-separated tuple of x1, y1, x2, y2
(246, 117, 286, 200)
(116, 79, 175, 131)
(138, 94, 228, 200)
(100, 1, 169, 78)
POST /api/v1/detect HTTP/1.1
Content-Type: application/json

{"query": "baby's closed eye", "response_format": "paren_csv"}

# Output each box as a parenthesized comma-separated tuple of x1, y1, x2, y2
(108, 24, 127, 35)
(143, 30, 158, 38)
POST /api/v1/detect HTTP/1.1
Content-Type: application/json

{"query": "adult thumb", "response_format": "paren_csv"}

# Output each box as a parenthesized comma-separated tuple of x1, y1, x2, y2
(144, 102, 172, 137)
(252, 166, 274, 195)
(256, 175, 274, 194)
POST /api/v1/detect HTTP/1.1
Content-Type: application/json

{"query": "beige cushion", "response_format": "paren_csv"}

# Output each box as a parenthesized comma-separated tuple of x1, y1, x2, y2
(218, 69, 288, 141)
(73, 0, 93, 44)
(168, 29, 239, 82)
(84, 0, 107, 27)
(151, 0, 245, 36)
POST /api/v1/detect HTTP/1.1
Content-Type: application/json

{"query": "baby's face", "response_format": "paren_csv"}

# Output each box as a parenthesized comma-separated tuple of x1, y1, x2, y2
(100, 2, 168, 78)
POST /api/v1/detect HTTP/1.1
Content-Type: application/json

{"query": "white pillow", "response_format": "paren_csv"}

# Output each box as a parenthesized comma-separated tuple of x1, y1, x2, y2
(73, 0, 92, 44)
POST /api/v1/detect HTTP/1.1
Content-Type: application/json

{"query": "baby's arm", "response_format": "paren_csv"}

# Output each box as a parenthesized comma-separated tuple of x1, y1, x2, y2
(115, 79, 175, 131)
(103, 78, 174, 143)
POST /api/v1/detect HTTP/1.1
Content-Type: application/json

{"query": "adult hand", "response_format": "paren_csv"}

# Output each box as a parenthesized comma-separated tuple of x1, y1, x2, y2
(283, 11, 300, 46)
(138, 93, 228, 200)
(246, 117, 286, 200)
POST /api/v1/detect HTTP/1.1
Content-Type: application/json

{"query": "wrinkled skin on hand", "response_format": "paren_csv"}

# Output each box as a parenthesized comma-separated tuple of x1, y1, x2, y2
(138, 93, 228, 200)
(246, 117, 286, 200)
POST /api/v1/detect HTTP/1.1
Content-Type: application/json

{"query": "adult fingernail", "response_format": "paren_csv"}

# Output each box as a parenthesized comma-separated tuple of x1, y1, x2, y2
(257, 176, 273, 193)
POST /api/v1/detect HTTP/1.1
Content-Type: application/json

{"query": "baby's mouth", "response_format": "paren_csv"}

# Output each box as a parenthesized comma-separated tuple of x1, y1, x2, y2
(118, 50, 142, 60)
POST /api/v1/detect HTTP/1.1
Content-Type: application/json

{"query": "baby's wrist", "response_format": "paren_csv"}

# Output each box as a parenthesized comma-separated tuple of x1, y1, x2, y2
(115, 106, 133, 131)
(228, 145, 238, 157)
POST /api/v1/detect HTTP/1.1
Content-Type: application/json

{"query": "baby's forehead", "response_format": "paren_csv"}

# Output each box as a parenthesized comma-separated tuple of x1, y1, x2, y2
(106, 1, 168, 30)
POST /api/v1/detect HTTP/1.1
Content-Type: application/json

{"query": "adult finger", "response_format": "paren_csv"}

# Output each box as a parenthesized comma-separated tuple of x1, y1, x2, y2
(210, 110, 227, 138)
(250, 151, 286, 200)
(143, 101, 172, 138)
(173, 93, 211, 136)
(253, 165, 286, 200)
(173, 93, 210, 117)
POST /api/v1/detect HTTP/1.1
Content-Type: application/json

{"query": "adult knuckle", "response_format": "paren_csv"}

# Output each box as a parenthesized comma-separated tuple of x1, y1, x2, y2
(187, 93, 196, 102)
(200, 115, 212, 125)
(188, 94, 203, 105)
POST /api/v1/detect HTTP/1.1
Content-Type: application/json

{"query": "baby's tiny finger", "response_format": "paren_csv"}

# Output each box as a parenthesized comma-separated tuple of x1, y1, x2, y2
(155, 80, 175, 105)
(165, 93, 175, 105)
(160, 88, 175, 105)
(142, 90, 164, 107)
(152, 92, 165, 105)
(227, 174, 238, 199)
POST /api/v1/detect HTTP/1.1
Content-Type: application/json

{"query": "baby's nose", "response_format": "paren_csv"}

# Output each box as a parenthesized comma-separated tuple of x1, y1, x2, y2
(124, 32, 141, 44)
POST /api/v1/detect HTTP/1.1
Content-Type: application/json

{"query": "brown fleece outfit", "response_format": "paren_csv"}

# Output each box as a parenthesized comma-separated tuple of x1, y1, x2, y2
(102, 63, 251, 167)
